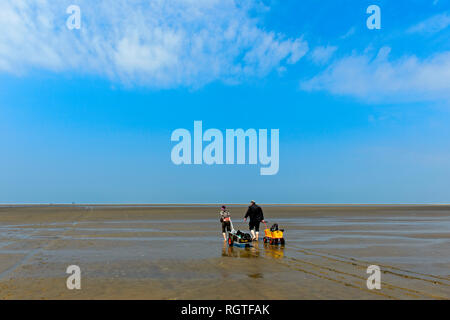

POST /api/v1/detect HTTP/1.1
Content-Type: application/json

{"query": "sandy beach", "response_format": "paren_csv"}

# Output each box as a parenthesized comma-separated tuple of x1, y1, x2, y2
(0, 205, 449, 299)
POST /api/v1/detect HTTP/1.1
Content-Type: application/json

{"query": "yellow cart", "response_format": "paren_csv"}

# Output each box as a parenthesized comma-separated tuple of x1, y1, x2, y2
(263, 222, 285, 245)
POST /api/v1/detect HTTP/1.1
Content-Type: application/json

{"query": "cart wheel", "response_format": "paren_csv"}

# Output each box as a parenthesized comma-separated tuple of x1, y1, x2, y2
(263, 237, 267, 243)
(228, 236, 234, 247)
(280, 238, 285, 245)
(269, 238, 274, 245)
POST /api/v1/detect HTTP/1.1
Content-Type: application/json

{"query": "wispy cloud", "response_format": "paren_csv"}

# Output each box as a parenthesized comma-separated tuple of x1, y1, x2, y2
(0, 0, 308, 88)
(408, 12, 450, 34)
(310, 45, 337, 65)
(301, 47, 450, 103)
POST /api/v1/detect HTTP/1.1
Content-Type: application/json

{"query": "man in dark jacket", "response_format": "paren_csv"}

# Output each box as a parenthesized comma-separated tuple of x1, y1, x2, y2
(244, 200, 265, 241)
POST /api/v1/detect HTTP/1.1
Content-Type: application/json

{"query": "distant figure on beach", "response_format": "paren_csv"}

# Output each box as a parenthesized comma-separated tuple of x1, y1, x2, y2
(219, 205, 231, 241)
(244, 200, 265, 241)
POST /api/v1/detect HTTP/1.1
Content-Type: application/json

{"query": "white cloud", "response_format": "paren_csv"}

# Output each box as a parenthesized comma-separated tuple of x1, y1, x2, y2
(310, 45, 337, 65)
(301, 47, 450, 103)
(0, 0, 308, 88)
(408, 12, 450, 34)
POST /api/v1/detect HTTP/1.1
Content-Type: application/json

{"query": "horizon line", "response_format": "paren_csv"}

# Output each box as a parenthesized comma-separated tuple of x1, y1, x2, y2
(1, 203, 450, 206)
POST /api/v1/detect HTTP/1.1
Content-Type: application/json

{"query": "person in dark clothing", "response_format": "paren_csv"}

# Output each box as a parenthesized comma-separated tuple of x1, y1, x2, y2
(244, 200, 265, 241)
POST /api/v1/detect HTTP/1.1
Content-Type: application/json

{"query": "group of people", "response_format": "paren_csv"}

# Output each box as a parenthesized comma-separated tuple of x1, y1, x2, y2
(219, 200, 265, 241)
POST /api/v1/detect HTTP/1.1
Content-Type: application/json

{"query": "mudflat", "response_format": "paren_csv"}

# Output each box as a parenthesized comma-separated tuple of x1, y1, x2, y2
(0, 205, 449, 299)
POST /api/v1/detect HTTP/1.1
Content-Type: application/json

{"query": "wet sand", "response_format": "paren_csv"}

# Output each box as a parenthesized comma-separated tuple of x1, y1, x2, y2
(0, 205, 449, 299)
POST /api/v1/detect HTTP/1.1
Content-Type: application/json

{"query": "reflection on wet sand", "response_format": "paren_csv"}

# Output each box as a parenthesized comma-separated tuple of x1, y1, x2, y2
(263, 243, 285, 259)
(221, 241, 285, 259)
(221, 241, 260, 258)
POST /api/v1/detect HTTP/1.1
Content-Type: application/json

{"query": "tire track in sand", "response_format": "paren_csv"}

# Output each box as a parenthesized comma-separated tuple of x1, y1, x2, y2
(290, 244, 450, 286)
(273, 244, 449, 299)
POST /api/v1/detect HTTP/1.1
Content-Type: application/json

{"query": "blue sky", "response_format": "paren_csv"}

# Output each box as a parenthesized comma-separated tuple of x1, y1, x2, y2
(1, 0, 450, 203)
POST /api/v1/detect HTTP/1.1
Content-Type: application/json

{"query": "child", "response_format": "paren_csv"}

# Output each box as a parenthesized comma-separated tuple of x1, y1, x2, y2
(219, 205, 231, 241)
